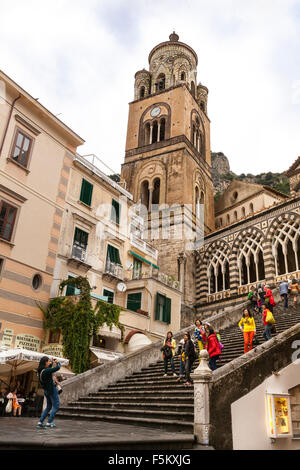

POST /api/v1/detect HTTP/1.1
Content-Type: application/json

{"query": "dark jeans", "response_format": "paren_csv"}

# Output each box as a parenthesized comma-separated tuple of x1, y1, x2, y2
(263, 324, 273, 341)
(281, 294, 288, 309)
(179, 357, 185, 376)
(184, 358, 194, 383)
(164, 356, 175, 374)
(39, 387, 60, 424)
(209, 355, 219, 371)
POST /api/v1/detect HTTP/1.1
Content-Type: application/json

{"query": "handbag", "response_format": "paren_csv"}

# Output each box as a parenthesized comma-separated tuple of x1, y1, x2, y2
(5, 399, 12, 414)
(56, 384, 63, 395)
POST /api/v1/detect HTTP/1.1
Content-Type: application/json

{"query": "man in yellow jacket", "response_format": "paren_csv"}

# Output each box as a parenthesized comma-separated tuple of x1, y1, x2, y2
(239, 308, 256, 354)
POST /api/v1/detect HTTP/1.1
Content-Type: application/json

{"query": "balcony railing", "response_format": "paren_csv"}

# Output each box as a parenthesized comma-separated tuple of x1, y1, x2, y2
(71, 244, 87, 262)
(130, 233, 158, 261)
(105, 260, 124, 280)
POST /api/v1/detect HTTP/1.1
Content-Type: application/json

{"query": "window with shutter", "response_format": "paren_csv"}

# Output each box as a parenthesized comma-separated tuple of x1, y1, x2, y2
(127, 292, 142, 312)
(0, 201, 17, 241)
(106, 244, 122, 266)
(80, 179, 93, 206)
(73, 227, 88, 249)
(155, 293, 171, 324)
(111, 199, 121, 225)
(103, 288, 114, 304)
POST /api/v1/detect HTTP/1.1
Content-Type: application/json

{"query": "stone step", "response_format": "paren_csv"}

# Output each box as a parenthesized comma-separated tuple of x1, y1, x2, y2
(56, 411, 194, 432)
(73, 400, 194, 412)
(85, 395, 194, 404)
(91, 389, 194, 398)
(59, 405, 194, 422)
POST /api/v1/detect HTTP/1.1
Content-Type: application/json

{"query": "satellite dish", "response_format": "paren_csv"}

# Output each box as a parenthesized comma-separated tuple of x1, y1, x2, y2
(117, 282, 127, 292)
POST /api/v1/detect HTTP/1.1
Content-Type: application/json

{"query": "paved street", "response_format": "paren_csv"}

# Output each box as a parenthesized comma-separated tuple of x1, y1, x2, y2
(0, 417, 198, 450)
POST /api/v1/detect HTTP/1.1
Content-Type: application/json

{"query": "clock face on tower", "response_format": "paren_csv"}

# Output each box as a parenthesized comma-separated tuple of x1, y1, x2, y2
(150, 106, 161, 117)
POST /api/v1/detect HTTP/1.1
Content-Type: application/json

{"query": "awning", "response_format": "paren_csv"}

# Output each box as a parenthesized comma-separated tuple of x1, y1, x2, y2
(90, 347, 123, 364)
(129, 250, 159, 270)
(98, 323, 122, 340)
(0, 348, 69, 377)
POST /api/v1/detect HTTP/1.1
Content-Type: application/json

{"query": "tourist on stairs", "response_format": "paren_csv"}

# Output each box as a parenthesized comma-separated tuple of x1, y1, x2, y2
(193, 319, 205, 356)
(279, 279, 289, 310)
(203, 324, 222, 371)
(183, 332, 197, 386)
(161, 331, 177, 377)
(264, 285, 276, 313)
(290, 278, 300, 309)
(239, 308, 256, 354)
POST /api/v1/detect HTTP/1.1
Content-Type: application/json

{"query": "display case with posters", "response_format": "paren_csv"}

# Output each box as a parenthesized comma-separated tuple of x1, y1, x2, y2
(266, 393, 293, 438)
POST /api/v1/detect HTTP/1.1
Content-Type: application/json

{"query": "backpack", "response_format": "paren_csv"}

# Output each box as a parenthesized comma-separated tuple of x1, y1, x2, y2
(161, 345, 172, 359)
(248, 291, 253, 300)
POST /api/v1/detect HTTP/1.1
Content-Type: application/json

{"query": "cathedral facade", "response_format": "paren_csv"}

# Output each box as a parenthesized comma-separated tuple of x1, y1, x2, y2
(121, 33, 300, 324)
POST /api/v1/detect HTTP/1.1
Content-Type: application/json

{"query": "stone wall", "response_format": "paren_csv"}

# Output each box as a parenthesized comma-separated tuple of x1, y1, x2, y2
(209, 323, 300, 450)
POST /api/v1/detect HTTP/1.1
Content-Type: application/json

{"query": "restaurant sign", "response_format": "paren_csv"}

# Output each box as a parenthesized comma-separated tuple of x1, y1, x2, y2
(42, 344, 64, 357)
(15, 334, 41, 352)
(2, 328, 14, 348)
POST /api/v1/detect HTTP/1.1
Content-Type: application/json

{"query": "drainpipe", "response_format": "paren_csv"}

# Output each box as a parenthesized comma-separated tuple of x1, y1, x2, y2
(0, 93, 21, 157)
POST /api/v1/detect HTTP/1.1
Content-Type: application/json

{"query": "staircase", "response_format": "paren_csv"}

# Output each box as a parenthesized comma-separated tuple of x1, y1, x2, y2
(56, 303, 300, 432)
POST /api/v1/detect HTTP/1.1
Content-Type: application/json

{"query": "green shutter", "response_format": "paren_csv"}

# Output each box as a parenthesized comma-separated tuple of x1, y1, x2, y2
(164, 297, 171, 324)
(103, 289, 114, 304)
(107, 244, 122, 266)
(74, 227, 88, 248)
(80, 179, 93, 206)
(127, 293, 142, 312)
(111, 199, 120, 224)
(155, 293, 160, 320)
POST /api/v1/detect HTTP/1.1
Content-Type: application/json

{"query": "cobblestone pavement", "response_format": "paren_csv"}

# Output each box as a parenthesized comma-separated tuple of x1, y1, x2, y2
(0, 417, 197, 450)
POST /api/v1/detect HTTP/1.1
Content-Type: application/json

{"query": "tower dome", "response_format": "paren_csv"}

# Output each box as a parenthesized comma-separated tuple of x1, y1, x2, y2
(147, 32, 198, 95)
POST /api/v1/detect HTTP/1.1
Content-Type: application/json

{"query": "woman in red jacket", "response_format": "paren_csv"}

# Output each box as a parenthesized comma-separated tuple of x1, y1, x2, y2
(264, 285, 276, 313)
(204, 324, 222, 371)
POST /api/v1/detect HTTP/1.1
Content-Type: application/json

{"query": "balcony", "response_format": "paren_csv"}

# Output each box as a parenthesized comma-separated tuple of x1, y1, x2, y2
(67, 244, 92, 272)
(104, 260, 124, 280)
(130, 233, 158, 261)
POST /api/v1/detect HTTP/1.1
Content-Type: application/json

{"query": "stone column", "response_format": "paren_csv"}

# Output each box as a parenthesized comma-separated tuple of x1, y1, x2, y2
(178, 251, 187, 297)
(191, 349, 213, 445)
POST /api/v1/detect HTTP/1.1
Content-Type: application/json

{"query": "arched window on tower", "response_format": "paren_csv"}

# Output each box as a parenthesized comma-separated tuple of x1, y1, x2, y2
(242, 207, 246, 218)
(191, 81, 195, 97)
(144, 122, 150, 145)
(151, 121, 158, 144)
(157, 74, 166, 91)
(234, 211, 238, 221)
(250, 203, 254, 213)
(152, 178, 160, 205)
(227, 214, 230, 224)
(140, 86, 145, 98)
(159, 118, 166, 141)
(200, 101, 205, 112)
(141, 181, 150, 209)
(180, 71, 185, 81)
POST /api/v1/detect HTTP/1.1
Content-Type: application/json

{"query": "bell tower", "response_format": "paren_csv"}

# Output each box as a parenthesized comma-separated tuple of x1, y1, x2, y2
(121, 32, 215, 310)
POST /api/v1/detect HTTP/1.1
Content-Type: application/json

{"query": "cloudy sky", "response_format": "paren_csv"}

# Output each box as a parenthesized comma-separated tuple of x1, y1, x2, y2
(1, 0, 300, 175)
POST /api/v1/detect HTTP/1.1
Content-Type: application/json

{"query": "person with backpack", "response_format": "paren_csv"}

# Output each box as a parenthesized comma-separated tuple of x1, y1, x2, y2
(262, 305, 275, 341)
(264, 285, 276, 313)
(257, 284, 265, 314)
(239, 308, 256, 354)
(161, 331, 177, 377)
(36, 356, 61, 429)
(183, 331, 196, 386)
(176, 339, 185, 382)
(290, 278, 300, 309)
(203, 324, 222, 371)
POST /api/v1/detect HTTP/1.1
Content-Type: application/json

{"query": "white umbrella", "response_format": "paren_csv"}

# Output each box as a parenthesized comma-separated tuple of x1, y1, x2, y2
(0, 348, 69, 382)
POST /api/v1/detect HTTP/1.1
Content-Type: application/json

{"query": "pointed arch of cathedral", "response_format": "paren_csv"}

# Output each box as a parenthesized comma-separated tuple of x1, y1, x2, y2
(190, 109, 206, 159)
(138, 102, 171, 147)
(195, 239, 232, 303)
(266, 212, 300, 278)
(230, 227, 266, 291)
(134, 159, 167, 209)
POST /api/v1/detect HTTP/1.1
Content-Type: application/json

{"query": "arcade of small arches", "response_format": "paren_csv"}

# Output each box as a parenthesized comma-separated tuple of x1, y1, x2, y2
(143, 117, 167, 146)
(216, 203, 255, 228)
(199, 213, 300, 297)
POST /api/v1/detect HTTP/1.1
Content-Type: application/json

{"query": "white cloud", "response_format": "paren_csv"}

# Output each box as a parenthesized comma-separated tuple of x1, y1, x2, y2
(1, 0, 300, 175)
